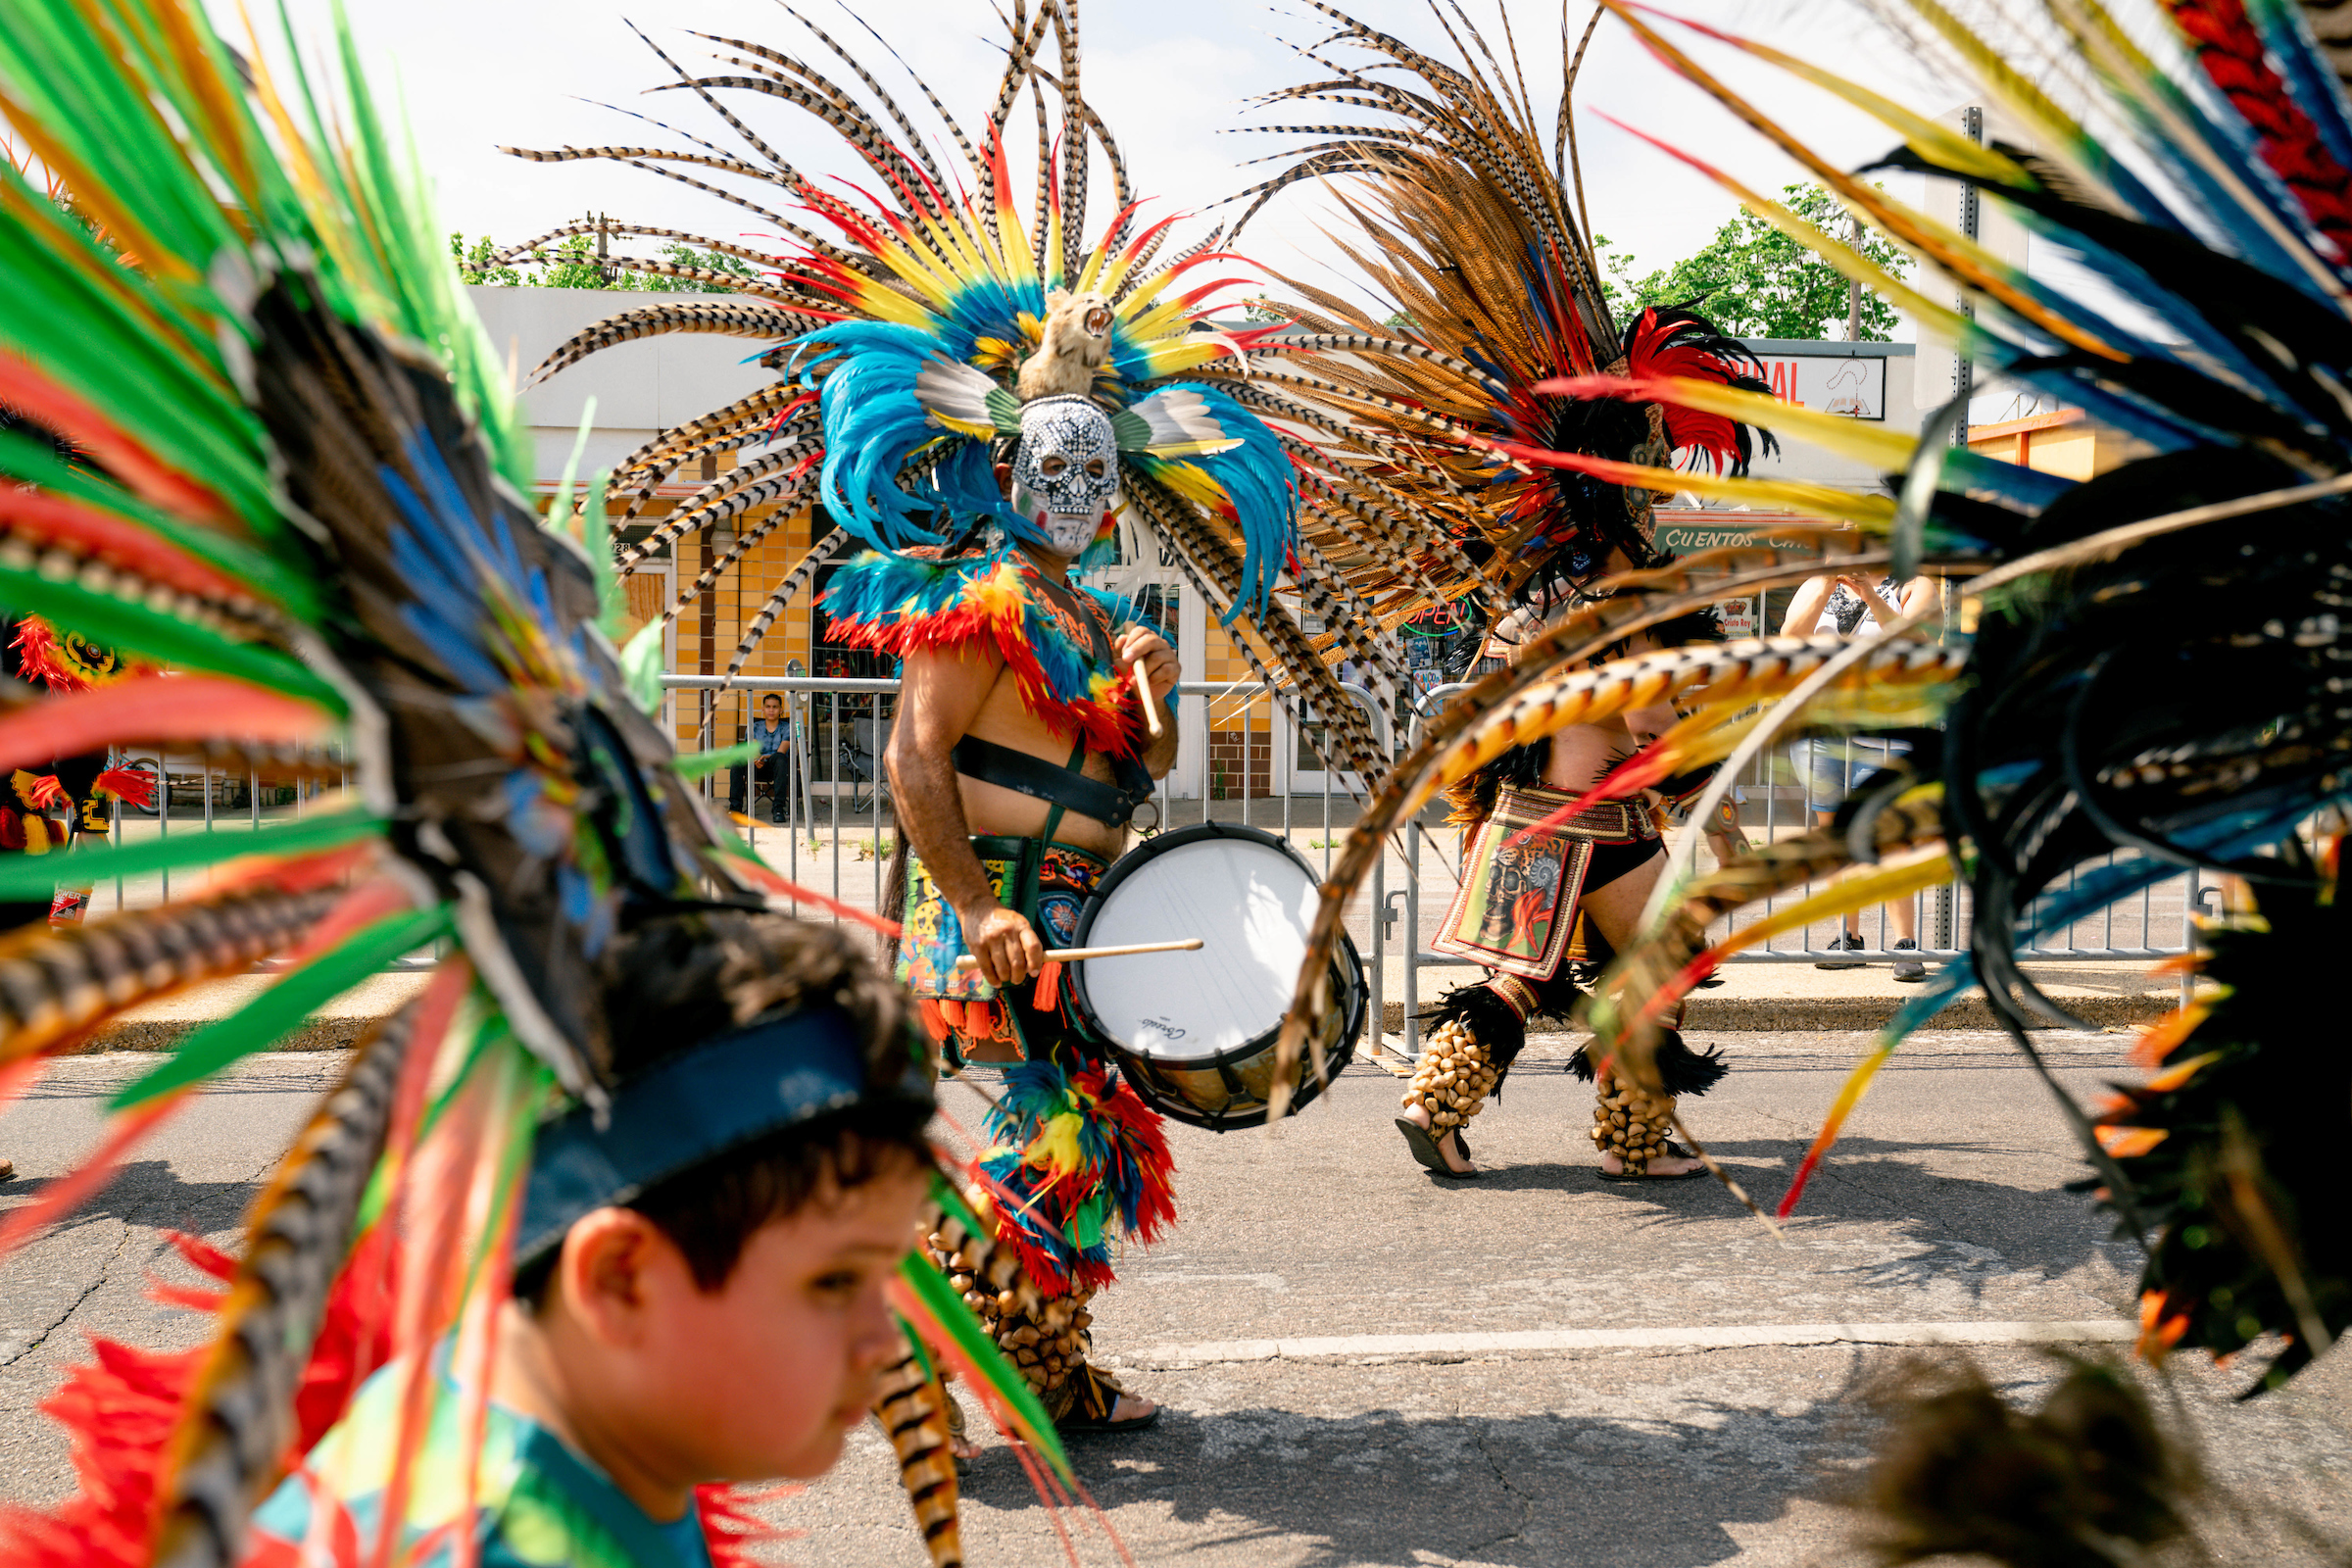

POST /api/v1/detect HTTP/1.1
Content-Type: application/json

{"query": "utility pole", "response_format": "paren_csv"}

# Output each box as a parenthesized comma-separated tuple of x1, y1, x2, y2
(1845, 214, 1864, 342)
(1951, 108, 1981, 450)
(594, 211, 612, 288)
(1931, 105, 1984, 955)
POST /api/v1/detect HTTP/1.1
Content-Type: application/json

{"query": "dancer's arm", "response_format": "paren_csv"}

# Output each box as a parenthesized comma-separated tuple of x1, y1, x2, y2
(888, 646, 1044, 986)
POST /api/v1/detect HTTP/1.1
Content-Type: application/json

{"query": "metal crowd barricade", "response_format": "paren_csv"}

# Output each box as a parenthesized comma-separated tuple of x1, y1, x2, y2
(84, 672, 2200, 1014)
(658, 673, 1402, 1030)
(100, 743, 415, 956)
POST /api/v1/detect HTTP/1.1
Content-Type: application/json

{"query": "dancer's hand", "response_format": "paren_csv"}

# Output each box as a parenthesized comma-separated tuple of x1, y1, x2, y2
(1114, 624, 1178, 705)
(963, 904, 1045, 986)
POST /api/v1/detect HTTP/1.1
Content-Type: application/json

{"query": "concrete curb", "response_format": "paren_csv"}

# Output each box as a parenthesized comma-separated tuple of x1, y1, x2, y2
(58, 972, 430, 1055)
(53, 971, 2176, 1054)
(1379, 992, 2177, 1035)
(74, 1015, 381, 1054)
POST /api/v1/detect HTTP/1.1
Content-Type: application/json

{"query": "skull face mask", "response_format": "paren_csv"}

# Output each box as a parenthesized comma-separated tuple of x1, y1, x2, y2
(1007, 395, 1119, 558)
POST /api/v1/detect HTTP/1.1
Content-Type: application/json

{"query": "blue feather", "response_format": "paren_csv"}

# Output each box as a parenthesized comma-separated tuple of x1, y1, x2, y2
(790, 320, 959, 550)
(1131, 383, 1298, 620)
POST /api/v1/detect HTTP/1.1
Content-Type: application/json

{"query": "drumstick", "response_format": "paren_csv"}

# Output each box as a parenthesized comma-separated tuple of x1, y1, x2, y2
(955, 937, 1201, 970)
(1133, 662, 1163, 738)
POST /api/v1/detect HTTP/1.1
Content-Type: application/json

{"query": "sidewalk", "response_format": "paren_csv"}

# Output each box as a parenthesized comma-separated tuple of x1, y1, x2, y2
(52, 949, 2192, 1057)
(1372, 954, 2195, 1036)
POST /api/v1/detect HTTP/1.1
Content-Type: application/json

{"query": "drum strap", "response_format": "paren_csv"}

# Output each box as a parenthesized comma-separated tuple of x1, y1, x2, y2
(952, 734, 1153, 828)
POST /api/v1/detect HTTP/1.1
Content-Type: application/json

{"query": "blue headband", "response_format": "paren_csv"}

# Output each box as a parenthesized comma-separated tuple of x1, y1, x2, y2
(514, 1006, 932, 1267)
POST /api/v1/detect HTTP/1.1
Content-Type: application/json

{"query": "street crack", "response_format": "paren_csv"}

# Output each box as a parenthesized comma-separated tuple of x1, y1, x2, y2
(1461, 1392, 1537, 1561)
(3, 1216, 132, 1367)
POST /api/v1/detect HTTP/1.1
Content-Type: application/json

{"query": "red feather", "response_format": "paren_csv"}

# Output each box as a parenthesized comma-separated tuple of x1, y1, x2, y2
(91, 767, 154, 810)
(0, 487, 253, 604)
(2165, 0, 2352, 258)
(0, 356, 231, 525)
(0, 675, 332, 777)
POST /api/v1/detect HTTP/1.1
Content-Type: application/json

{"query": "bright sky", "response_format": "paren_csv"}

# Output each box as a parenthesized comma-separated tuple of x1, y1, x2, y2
(275, 0, 1961, 332)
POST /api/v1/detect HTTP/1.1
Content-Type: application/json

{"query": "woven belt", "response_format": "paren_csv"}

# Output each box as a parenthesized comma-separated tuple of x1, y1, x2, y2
(1552, 798, 1658, 841)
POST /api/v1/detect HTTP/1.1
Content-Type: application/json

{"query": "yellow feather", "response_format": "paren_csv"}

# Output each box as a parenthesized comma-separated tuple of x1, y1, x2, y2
(1602, 0, 2127, 360)
(1705, 846, 1957, 960)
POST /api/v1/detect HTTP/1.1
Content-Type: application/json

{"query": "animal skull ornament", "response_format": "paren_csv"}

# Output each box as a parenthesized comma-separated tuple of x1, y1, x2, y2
(1008, 395, 1119, 558)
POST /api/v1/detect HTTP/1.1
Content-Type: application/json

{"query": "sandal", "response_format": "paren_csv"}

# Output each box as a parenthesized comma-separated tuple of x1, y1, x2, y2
(1595, 1140, 1709, 1182)
(1394, 1116, 1478, 1178)
(1054, 1368, 1160, 1434)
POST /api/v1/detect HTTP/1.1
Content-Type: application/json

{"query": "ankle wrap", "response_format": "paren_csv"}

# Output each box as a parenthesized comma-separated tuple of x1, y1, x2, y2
(1403, 1014, 1502, 1133)
(1591, 1062, 1679, 1174)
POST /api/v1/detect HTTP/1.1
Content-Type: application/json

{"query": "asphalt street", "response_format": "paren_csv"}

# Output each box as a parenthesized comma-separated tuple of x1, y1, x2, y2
(4, 1034, 2349, 1566)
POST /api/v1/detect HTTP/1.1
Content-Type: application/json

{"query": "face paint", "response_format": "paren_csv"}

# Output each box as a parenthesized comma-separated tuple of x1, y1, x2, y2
(1008, 395, 1119, 558)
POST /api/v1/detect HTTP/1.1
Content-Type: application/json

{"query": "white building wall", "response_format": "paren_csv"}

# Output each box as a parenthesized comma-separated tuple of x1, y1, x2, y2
(466, 285, 775, 483)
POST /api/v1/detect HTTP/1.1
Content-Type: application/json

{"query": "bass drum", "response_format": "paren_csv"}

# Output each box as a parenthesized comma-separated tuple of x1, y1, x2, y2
(1071, 822, 1365, 1132)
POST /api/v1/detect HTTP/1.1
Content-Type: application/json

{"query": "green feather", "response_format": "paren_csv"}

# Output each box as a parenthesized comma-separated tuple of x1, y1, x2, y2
(674, 742, 756, 779)
(0, 560, 342, 707)
(110, 902, 452, 1107)
(0, 808, 382, 901)
(0, 426, 323, 623)
(622, 620, 664, 715)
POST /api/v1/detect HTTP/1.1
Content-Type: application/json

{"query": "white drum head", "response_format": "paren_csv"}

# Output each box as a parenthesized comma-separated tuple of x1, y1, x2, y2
(1081, 836, 1317, 1061)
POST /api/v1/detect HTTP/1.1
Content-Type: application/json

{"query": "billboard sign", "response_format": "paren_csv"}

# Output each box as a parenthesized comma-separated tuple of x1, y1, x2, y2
(1755, 353, 1886, 419)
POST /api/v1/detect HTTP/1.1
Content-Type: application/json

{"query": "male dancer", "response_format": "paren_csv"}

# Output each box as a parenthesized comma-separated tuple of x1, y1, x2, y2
(829, 397, 1179, 1433)
(1406, 610, 1729, 1179)
(1221, 5, 1777, 1181)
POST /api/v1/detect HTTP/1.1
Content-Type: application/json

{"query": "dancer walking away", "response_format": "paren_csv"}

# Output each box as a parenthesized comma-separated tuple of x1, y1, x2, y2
(1409, 615, 1730, 1179)
(1219, 7, 1776, 1180)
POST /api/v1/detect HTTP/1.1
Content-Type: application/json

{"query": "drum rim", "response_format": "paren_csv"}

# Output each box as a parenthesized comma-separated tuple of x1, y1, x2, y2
(1069, 821, 1367, 1130)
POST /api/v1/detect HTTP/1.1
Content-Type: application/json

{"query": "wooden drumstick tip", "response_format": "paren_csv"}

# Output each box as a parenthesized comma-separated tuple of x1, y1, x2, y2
(956, 938, 1202, 971)
(1133, 662, 1163, 738)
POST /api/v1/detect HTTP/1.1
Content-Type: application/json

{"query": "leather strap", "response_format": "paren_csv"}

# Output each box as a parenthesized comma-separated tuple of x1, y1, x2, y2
(953, 735, 1152, 828)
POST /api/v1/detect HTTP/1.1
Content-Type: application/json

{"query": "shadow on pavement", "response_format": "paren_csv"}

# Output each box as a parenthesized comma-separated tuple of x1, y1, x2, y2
(962, 1395, 1865, 1567)
(0, 1157, 262, 1241)
(1416, 1135, 2130, 1299)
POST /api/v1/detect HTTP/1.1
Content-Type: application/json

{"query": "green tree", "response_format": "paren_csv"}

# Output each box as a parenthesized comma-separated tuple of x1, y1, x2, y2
(449, 231, 520, 286)
(1598, 184, 1911, 342)
(448, 227, 762, 293)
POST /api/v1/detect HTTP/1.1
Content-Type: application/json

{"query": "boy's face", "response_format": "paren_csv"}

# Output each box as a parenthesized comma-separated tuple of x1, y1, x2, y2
(659, 1163, 928, 1479)
(762, 697, 781, 721)
(544, 1159, 930, 1492)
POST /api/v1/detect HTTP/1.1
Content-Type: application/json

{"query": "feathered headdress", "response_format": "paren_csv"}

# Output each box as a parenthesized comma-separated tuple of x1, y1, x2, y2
(498, 0, 1392, 779)
(1268, 0, 2352, 1388)
(0, 2, 1071, 1563)
(1221, 2, 1784, 637)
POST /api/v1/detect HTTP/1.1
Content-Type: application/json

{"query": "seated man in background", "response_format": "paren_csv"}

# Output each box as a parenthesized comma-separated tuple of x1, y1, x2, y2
(728, 689, 794, 825)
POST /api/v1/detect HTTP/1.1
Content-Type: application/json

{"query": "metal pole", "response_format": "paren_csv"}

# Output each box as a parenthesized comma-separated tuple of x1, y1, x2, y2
(1845, 214, 1865, 342)
(1403, 814, 1421, 1058)
(157, 749, 169, 902)
(1931, 107, 1983, 955)
(1952, 105, 1982, 449)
